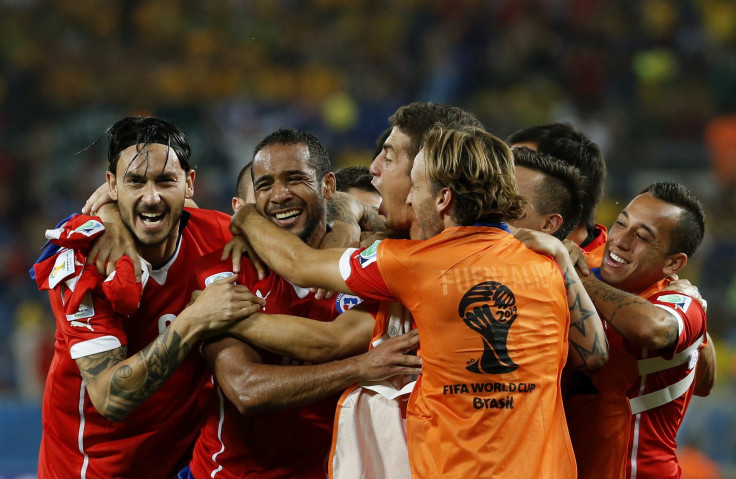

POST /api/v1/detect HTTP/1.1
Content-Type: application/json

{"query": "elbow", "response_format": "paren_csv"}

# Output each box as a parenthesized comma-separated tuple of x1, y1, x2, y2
(86, 389, 129, 422)
(579, 352, 609, 371)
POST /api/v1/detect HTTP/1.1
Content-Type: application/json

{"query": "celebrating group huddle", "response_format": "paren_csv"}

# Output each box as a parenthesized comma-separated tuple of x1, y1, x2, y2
(33, 103, 711, 479)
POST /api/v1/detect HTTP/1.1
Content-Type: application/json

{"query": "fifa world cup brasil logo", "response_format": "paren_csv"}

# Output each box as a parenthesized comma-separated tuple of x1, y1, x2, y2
(460, 281, 519, 374)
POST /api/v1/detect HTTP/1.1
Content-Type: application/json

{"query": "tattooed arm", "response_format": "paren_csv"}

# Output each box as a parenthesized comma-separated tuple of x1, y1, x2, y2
(514, 229, 608, 370)
(580, 274, 679, 350)
(321, 191, 387, 249)
(76, 275, 264, 421)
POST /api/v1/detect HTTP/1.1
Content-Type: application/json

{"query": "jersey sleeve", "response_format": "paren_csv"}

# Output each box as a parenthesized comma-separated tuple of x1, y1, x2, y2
(337, 242, 395, 302)
(650, 291, 707, 355)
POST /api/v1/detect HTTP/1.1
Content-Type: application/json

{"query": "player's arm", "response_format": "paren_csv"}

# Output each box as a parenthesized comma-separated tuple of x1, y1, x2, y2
(227, 305, 374, 363)
(694, 333, 716, 396)
(580, 274, 679, 350)
(205, 330, 421, 414)
(321, 192, 388, 249)
(514, 229, 608, 370)
(76, 276, 264, 422)
(231, 203, 351, 293)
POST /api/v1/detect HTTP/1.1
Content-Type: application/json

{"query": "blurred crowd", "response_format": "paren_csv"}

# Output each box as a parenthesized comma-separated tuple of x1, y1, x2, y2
(2, 0, 736, 473)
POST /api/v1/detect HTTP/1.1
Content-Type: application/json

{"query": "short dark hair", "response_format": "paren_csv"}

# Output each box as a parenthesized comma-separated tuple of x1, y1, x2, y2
(235, 162, 253, 199)
(639, 182, 705, 257)
(107, 116, 192, 174)
(513, 146, 586, 240)
(507, 123, 605, 231)
(253, 128, 331, 181)
(389, 102, 484, 167)
(334, 166, 376, 194)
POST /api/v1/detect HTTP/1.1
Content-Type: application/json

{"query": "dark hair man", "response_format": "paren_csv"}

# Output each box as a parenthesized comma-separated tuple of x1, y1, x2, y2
(230, 124, 606, 478)
(569, 181, 709, 479)
(507, 122, 607, 261)
(508, 146, 585, 240)
(33, 117, 261, 479)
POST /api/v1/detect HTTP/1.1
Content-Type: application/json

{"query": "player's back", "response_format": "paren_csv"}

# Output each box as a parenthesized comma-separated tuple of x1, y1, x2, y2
(377, 225, 575, 479)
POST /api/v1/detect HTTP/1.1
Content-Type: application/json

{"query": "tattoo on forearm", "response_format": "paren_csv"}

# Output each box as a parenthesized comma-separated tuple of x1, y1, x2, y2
(585, 279, 650, 326)
(78, 327, 192, 421)
(570, 332, 609, 369)
(569, 289, 597, 336)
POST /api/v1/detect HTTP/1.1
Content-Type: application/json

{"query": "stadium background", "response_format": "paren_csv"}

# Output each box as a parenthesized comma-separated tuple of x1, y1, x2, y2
(1, 1, 735, 477)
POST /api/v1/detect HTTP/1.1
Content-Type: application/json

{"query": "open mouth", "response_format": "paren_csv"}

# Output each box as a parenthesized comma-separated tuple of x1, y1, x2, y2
(271, 208, 303, 226)
(608, 251, 629, 265)
(139, 211, 166, 227)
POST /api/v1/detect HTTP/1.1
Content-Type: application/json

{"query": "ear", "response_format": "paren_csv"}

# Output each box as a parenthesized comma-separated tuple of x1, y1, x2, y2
(436, 187, 453, 216)
(106, 171, 118, 201)
(542, 214, 564, 236)
(232, 196, 244, 213)
(663, 252, 688, 276)
(185, 170, 195, 199)
(322, 172, 336, 200)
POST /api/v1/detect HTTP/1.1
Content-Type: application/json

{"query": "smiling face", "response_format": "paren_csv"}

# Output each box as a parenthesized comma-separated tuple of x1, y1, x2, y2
(107, 142, 194, 265)
(252, 143, 333, 247)
(369, 127, 415, 232)
(600, 192, 686, 294)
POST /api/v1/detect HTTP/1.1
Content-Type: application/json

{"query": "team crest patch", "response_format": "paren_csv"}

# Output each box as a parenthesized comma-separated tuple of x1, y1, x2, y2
(49, 249, 76, 289)
(204, 271, 235, 286)
(658, 293, 692, 312)
(358, 240, 380, 269)
(335, 293, 363, 313)
(73, 220, 105, 237)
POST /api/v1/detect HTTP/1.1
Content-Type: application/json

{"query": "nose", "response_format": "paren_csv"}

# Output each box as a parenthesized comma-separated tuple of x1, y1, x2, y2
(142, 181, 161, 206)
(369, 153, 382, 177)
(270, 180, 292, 203)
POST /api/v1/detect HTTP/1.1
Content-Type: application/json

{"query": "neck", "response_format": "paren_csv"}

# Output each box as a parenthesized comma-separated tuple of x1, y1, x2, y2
(567, 223, 589, 246)
(139, 225, 180, 269)
(306, 217, 328, 248)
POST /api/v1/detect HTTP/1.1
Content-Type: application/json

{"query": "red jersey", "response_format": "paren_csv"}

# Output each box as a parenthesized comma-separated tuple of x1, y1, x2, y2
(189, 252, 364, 479)
(567, 275, 707, 479)
(338, 226, 576, 479)
(37, 208, 232, 479)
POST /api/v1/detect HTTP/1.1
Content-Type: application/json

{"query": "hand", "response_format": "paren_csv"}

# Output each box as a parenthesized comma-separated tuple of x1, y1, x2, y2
(221, 236, 267, 280)
(353, 330, 422, 381)
(182, 275, 267, 339)
(82, 183, 115, 215)
(563, 239, 590, 276)
(513, 228, 565, 257)
(230, 203, 259, 237)
(88, 205, 142, 282)
(665, 275, 707, 311)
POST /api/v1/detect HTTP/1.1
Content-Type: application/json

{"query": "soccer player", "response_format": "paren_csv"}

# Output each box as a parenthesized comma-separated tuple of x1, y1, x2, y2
(34, 117, 262, 479)
(184, 128, 420, 479)
(230, 124, 605, 478)
(508, 145, 585, 240)
(569, 181, 709, 479)
(507, 122, 608, 263)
